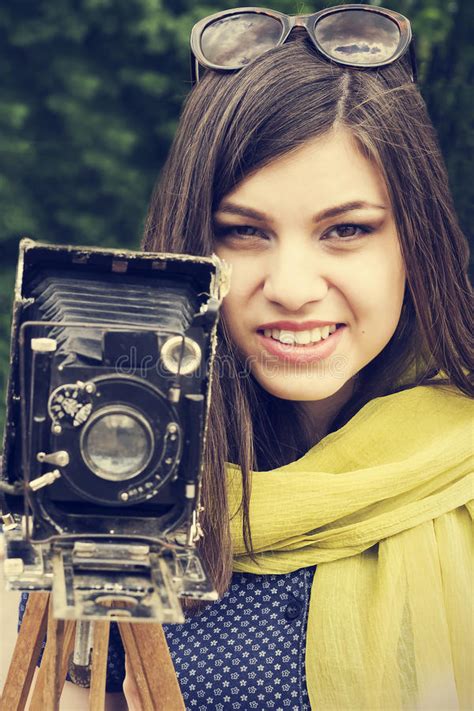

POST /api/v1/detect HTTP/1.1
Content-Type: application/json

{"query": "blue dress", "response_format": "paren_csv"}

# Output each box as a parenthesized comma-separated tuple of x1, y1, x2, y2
(19, 567, 314, 710)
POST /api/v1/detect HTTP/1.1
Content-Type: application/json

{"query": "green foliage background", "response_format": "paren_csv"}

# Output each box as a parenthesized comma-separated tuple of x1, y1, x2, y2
(0, 0, 472, 432)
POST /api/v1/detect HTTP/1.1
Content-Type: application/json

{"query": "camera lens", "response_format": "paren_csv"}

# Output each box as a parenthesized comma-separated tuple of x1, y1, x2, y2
(81, 407, 153, 481)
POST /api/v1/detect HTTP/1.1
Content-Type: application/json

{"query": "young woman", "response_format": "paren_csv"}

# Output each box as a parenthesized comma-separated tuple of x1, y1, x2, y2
(23, 5, 474, 710)
(121, 6, 473, 710)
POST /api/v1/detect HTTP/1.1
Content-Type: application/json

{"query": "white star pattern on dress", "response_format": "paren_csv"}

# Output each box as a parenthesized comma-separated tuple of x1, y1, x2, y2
(162, 568, 314, 710)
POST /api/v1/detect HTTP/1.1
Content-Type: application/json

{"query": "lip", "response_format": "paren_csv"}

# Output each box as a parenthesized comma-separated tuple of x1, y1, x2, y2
(257, 325, 346, 364)
(257, 320, 343, 332)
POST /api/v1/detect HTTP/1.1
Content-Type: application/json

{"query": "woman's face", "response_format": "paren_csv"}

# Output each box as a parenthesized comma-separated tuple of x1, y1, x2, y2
(213, 129, 406, 409)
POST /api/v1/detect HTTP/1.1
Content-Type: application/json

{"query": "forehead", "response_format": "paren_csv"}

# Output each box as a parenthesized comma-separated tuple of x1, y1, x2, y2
(221, 128, 390, 214)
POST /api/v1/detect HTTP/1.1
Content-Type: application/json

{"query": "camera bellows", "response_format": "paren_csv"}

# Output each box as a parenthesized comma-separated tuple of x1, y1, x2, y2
(30, 270, 199, 364)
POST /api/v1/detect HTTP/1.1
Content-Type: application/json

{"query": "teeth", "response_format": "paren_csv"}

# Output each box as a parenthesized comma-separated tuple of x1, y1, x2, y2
(279, 330, 296, 345)
(262, 324, 339, 345)
(295, 330, 311, 345)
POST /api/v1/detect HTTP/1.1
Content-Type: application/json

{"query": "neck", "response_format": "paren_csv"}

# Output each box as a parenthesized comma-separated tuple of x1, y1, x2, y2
(297, 377, 356, 442)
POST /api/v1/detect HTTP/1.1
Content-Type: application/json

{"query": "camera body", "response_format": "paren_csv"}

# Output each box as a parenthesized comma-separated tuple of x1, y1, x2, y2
(1, 239, 230, 621)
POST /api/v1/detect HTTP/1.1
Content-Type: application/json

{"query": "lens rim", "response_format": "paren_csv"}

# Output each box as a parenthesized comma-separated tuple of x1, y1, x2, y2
(196, 9, 286, 70)
(80, 404, 154, 481)
(191, 7, 288, 75)
(161, 335, 202, 376)
(51, 374, 182, 507)
(311, 5, 412, 70)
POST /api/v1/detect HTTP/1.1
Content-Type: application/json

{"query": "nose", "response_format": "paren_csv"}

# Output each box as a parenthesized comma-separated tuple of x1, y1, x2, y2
(262, 244, 329, 312)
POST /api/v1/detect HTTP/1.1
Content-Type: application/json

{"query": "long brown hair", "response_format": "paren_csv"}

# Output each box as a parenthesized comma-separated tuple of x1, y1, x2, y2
(142, 37, 473, 597)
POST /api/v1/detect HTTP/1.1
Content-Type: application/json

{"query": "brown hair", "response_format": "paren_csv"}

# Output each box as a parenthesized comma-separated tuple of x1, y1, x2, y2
(142, 37, 473, 598)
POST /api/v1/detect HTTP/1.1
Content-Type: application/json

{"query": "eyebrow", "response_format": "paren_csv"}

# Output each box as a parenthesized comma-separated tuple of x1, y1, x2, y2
(215, 200, 387, 223)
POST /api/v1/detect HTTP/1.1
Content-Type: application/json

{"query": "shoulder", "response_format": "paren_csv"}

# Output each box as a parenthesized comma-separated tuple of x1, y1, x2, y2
(358, 384, 472, 433)
(394, 383, 472, 427)
(315, 383, 472, 470)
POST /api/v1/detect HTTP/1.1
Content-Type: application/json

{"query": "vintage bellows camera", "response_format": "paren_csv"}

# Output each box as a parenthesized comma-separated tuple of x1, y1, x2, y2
(1, 239, 230, 622)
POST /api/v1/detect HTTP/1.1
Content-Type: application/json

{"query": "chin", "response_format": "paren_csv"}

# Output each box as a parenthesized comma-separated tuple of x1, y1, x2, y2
(252, 370, 353, 403)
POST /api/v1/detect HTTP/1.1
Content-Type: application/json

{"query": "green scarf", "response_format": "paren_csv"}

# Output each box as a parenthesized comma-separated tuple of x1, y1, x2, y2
(227, 385, 473, 710)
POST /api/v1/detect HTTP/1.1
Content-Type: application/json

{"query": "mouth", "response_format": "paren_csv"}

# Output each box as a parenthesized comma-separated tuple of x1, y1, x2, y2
(256, 324, 346, 363)
(257, 323, 345, 346)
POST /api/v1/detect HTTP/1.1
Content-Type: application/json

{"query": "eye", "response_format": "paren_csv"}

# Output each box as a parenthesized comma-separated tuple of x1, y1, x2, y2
(213, 224, 268, 241)
(322, 223, 373, 241)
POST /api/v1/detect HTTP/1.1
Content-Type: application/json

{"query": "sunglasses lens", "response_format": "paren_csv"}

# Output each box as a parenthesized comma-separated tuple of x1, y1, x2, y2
(315, 10, 401, 65)
(201, 13, 283, 67)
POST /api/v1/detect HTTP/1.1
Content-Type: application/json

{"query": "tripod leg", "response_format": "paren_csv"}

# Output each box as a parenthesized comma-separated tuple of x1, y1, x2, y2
(89, 621, 110, 709)
(29, 596, 75, 711)
(0, 592, 49, 711)
(119, 622, 185, 711)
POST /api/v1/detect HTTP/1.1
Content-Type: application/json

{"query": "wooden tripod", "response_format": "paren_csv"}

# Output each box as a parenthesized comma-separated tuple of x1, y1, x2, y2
(0, 592, 185, 711)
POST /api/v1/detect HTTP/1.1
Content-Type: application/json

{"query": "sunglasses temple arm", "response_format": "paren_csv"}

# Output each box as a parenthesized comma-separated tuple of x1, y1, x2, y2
(409, 39, 418, 83)
(190, 55, 200, 86)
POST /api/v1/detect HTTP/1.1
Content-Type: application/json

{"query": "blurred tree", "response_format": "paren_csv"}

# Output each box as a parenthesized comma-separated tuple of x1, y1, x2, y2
(0, 0, 470, 255)
(0, 0, 472, 433)
(0, 0, 188, 254)
(422, 0, 474, 255)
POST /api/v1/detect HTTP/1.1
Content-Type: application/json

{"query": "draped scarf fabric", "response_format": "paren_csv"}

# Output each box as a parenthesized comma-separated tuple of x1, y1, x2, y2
(227, 386, 473, 710)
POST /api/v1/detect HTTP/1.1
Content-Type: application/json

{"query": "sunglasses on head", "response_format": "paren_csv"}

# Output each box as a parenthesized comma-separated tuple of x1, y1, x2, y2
(190, 4, 417, 85)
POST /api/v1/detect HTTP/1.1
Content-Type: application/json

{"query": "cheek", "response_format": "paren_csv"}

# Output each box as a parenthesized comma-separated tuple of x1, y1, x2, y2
(218, 255, 262, 308)
(346, 250, 406, 330)
(218, 264, 262, 354)
(380, 250, 406, 318)
(221, 293, 239, 326)
(220, 288, 248, 347)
